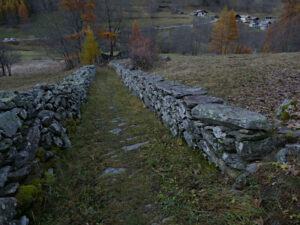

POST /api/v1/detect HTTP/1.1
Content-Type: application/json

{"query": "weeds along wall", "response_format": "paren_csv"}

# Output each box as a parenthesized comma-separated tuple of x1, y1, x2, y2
(0, 66, 95, 225)
(109, 60, 286, 177)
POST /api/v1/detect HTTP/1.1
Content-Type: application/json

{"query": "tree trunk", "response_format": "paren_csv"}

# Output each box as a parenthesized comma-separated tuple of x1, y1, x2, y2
(6, 64, 11, 76)
(110, 41, 114, 57)
(1, 64, 6, 76)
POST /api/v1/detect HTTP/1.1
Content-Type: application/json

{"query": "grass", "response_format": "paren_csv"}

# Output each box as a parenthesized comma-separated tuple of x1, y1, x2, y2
(0, 67, 73, 91)
(0, 25, 30, 39)
(0, 41, 66, 91)
(34, 67, 264, 225)
(150, 53, 300, 118)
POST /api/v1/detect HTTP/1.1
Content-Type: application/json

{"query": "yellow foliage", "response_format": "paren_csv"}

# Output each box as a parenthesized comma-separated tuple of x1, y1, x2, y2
(80, 28, 101, 65)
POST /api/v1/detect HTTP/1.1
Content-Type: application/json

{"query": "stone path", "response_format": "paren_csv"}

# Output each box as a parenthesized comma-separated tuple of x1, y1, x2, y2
(39, 68, 261, 225)
(39, 68, 176, 225)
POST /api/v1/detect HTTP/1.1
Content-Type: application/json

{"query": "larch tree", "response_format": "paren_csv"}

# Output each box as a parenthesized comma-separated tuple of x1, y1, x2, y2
(210, 6, 229, 54)
(210, 7, 240, 54)
(226, 9, 239, 53)
(0, 0, 30, 24)
(18, 0, 29, 21)
(81, 28, 101, 64)
(266, 0, 300, 52)
(131, 20, 142, 42)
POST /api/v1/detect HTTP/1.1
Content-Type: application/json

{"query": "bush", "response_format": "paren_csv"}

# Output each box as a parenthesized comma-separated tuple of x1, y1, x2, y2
(129, 21, 158, 69)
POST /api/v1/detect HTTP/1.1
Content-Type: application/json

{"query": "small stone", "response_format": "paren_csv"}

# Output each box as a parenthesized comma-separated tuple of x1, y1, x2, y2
(122, 142, 149, 151)
(49, 122, 62, 135)
(118, 122, 126, 127)
(276, 148, 288, 164)
(245, 163, 259, 173)
(110, 128, 122, 135)
(41, 116, 52, 127)
(102, 168, 126, 176)
(233, 173, 249, 190)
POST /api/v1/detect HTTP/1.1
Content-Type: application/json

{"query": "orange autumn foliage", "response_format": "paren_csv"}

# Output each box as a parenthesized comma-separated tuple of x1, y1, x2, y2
(0, 0, 29, 22)
(210, 7, 240, 54)
(131, 20, 142, 41)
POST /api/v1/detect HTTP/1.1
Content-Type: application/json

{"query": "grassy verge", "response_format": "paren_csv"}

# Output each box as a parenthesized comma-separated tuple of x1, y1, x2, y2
(0, 67, 74, 91)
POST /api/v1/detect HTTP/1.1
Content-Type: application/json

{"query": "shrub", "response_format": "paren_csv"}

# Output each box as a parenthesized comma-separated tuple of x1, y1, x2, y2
(130, 38, 158, 69)
(129, 21, 158, 69)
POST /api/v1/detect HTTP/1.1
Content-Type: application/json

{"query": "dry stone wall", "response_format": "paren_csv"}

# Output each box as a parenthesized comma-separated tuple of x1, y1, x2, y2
(0, 65, 96, 225)
(109, 60, 285, 177)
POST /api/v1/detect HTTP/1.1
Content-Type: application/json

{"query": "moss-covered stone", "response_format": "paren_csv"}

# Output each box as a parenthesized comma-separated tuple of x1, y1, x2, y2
(15, 185, 41, 210)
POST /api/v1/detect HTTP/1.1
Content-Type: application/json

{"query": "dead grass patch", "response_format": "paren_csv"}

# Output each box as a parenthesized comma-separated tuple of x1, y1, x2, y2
(150, 53, 300, 118)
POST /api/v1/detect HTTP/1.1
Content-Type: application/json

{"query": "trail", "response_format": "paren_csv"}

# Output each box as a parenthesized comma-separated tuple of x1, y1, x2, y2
(39, 67, 261, 225)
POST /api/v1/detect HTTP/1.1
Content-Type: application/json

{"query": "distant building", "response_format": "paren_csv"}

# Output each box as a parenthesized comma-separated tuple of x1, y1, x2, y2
(259, 20, 272, 30)
(191, 10, 208, 17)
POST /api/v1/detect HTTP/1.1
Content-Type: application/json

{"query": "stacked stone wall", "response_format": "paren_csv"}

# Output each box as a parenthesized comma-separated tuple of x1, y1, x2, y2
(0, 66, 96, 225)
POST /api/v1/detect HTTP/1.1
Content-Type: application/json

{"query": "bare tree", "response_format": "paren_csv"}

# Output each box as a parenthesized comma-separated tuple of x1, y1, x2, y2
(96, 0, 130, 57)
(0, 44, 20, 76)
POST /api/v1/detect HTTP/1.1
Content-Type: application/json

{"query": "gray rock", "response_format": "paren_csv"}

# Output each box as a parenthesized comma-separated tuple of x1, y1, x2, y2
(53, 136, 63, 148)
(275, 98, 297, 120)
(49, 122, 62, 136)
(0, 197, 17, 225)
(41, 116, 52, 127)
(12, 216, 29, 225)
(110, 128, 122, 135)
(14, 151, 29, 169)
(245, 163, 259, 173)
(237, 137, 279, 161)
(192, 104, 272, 131)
(233, 173, 249, 190)
(161, 56, 171, 61)
(0, 111, 22, 137)
(228, 131, 268, 142)
(102, 168, 126, 176)
(0, 183, 19, 197)
(276, 148, 288, 164)
(183, 131, 196, 148)
(61, 132, 72, 149)
(24, 122, 40, 160)
(122, 141, 149, 151)
(42, 151, 55, 162)
(41, 133, 52, 150)
(156, 81, 208, 99)
(285, 144, 300, 152)
(18, 110, 27, 120)
(7, 164, 31, 182)
(222, 153, 246, 170)
(118, 122, 126, 127)
(0, 166, 11, 188)
(184, 95, 224, 108)
(0, 139, 13, 152)
(37, 110, 54, 120)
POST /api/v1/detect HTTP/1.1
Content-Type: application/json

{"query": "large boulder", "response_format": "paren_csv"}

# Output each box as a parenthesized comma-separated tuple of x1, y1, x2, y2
(192, 104, 272, 131)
